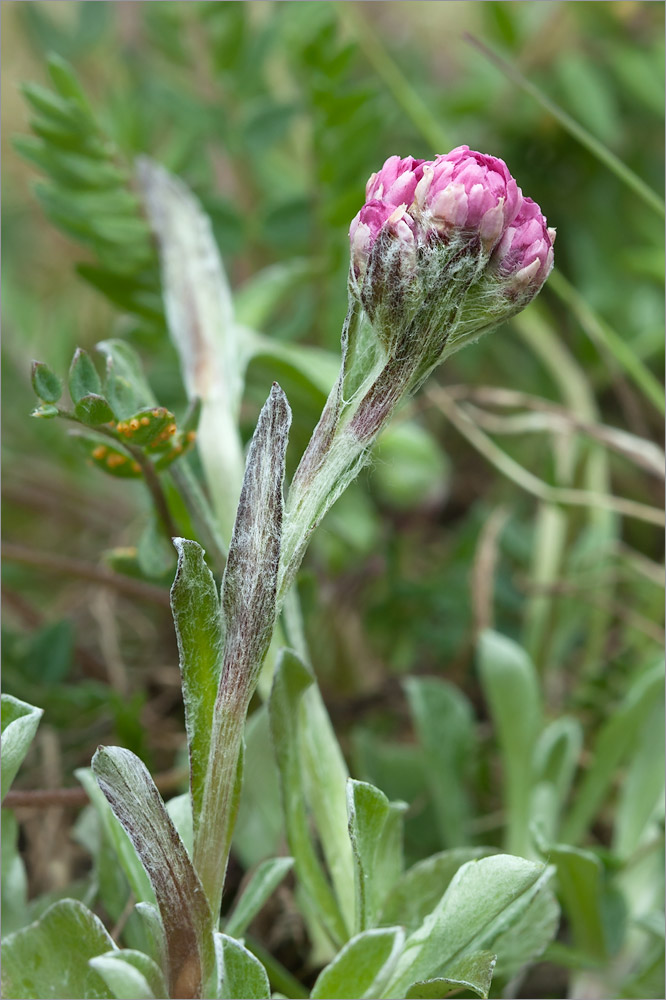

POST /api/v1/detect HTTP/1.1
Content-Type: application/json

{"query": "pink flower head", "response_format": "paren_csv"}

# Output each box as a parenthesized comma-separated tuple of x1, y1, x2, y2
(349, 199, 415, 278)
(493, 196, 555, 291)
(365, 155, 426, 208)
(415, 145, 522, 247)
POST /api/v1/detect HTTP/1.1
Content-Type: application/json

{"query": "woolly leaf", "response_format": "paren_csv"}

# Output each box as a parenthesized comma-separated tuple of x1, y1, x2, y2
(214, 934, 270, 1000)
(310, 926, 405, 1000)
(89, 950, 168, 1000)
(1, 694, 43, 801)
(1, 899, 115, 1000)
(92, 746, 214, 999)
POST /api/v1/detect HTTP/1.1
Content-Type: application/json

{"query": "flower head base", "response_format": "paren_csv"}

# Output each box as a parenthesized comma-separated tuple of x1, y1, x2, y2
(349, 146, 554, 367)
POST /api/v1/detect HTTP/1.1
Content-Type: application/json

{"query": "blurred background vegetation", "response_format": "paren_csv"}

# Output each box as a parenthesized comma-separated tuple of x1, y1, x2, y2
(2, 2, 664, 996)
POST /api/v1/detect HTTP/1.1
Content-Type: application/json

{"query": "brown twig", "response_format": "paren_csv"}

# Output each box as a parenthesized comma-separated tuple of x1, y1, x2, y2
(4, 766, 188, 809)
(2, 541, 171, 607)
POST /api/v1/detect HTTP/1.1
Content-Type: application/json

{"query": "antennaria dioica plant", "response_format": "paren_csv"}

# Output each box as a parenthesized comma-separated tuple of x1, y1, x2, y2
(2, 9, 664, 1000)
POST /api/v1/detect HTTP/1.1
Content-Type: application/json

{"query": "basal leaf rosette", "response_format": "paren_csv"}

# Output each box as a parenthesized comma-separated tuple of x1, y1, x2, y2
(349, 146, 555, 371)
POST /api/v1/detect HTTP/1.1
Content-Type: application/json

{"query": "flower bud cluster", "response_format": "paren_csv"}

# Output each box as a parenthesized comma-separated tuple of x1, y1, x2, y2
(349, 146, 554, 367)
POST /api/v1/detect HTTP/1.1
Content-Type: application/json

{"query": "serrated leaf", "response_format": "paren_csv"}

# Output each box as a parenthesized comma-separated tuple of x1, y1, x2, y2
(214, 933, 270, 1000)
(31, 360, 63, 402)
(74, 392, 116, 426)
(269, 648, 346, 945)
(379, 848, 495, 932)
(69, 347, 102, 402)
(1, 899, 115, 1000)
(89, 949, 168, 1000)
(1, 694, 43, 801)
(383, 855, 550, 998)
(477, 630, 541, 857)
(225, 856, 294, 937)
(406, 951, 496, 999)
(170, 538, 223, 838)
(310, 926, 405, 999)
(92, 746, 214, 999)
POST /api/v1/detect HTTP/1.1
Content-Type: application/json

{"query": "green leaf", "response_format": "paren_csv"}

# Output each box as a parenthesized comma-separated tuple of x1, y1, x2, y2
(47, 53, 92, 111)
(96, 339, 156, 420)
(170, 538, 223, 837)
(234, 259, 317, 330)
(136, 517, 176, 580)
(214, 933, 270, 1000)
(89, 950, 168, 1000)
(547, 844, 607, 961)
(486, 884, 560, 980)
(74, 393, 116, 426)
(68, 347, 102, 403)
(133, 902, 167, 973)
(2, 810, 29, 935)
(1, 693, 43, 801)
(383, 855, 551, 999)
(269, 648, 347, 945)
(614, 699, 665, 858)
(232, 705, 283, 869)
(300, 685, 355, 935)
(534, 717, 583, 817)
(310, 926, 405, 1000)
(225, 856, 294, 937)
(31, 403, 59, 418)
(379, 848, 496, 932)
(92, 746, 214, 999)
(477, 630, 541, 857)
(562, 662, 664, 845)
(405, 951, 496, 999)
(72, 433, 142, 478)
(1, 899, 115, 1000)
(31, 360, 63, 403)
(115, 407, 176, 449)
(404, 677, 474, 848)
(347, 779, 400, 932)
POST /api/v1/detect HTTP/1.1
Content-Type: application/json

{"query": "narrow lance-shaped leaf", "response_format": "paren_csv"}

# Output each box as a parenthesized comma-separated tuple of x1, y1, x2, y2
(137, 157, 246, 537)
(194, 383, 291, 920)
(347, 779, 393, 933)
(92, 746, 214, 1000)
(225, 856, 294, 938)
(170, 538, 223, 838)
